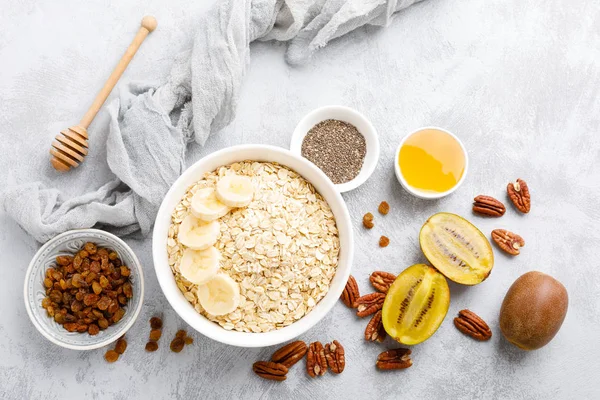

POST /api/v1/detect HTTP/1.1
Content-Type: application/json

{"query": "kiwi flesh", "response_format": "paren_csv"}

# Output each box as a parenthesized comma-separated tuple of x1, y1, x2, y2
(382, 264, 450, 345)
(420, 212, 494, 285)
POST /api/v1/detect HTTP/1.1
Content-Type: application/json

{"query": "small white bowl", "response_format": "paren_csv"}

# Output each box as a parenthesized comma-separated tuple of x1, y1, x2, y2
(290, 105, 380, 193)
(394, 126, 469, 199)
(24, 229, 145, 350)
(153, 145, 353, 348)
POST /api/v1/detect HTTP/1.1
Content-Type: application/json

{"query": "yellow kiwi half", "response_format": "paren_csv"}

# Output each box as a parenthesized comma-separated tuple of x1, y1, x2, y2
(382, 264, 450, 345)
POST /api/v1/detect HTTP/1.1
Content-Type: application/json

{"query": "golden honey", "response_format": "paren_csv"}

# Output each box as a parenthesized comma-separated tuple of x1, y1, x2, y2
(399, 128, 465, 193)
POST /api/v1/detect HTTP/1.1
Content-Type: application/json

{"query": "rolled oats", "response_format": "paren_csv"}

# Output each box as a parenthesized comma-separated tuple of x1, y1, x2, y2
(168, 161, 340, 333)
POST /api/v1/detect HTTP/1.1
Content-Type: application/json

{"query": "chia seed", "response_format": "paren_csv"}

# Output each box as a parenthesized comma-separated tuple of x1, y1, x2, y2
(301, 119, 366, 184)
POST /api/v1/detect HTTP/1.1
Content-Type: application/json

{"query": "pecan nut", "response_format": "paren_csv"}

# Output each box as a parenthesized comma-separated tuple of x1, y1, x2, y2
(340, 275, 359, 308)
(355, 292, 386, 317)
(252, 361, 288, 381)
(473, 195, 506, 217)
(507, 178, 531, 213)
(376, 348, 413, 370)
(306, 341, 327, 377)
(369, 271, 396, 293)
(365, 310, 386, 342)
(324, 340, 345, 374)
(453, 309, 492, 341)
(271, 340, 308, 368)
(491, 229, 525, 255)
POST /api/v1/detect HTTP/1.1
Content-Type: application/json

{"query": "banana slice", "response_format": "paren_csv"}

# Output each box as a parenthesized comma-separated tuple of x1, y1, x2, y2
(179, 246, 220, 285)
(191, 187, 231, 221)
(216, 175, 254, 208)
(178, 214, 220, 250)
(196, 274, 240, 316)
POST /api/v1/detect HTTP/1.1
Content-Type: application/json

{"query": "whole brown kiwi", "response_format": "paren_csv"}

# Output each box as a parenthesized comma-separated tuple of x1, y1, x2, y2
(499, 271, 568, 350)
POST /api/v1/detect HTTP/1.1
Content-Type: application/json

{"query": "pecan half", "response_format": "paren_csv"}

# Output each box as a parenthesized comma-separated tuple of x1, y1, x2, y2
(454, 309, 492, 341)
(365, 310, 386, 342)
(369, 271, 396, 293)
(324, 340, 345, 374)
(306, 341, 327, 377)
(340, 275, 359, 308)
(356, 292, 386, 317)
(252, 361, 288, 381)
(473, 195, 506, 217)
(491, 229, 525, 255)
(376, 348, 413, 370)
(271, 340, 307, 368)
(507, 178, 531, 213)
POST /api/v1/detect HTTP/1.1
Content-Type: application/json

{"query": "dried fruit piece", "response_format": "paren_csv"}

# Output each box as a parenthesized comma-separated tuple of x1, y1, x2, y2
(115, 337, 128, 354)
(184, 336, 193, 345)
(376, 348, 413, 370)
(88, 324, 99, 336)
(150, 317, 163, 329)
(340, 275, 359, 308)
(378, 201, 390, 215)
(491, 229, 525, 256)
(382, 264, 450, 345)
(369, 271, 396, 293)
(420, 213, 494, 285)
(473, 195, 506, 217)
(365, 310, 386, 342)
(149, 329, 162, 341)
(379, 236, 390, 247)
(454, 309, 492, 341)
(271, 340, 308, 368)
(355, 292, 386, 317)
(145, 341, 159, 352)
(324, 340, 345, 374)
(104, 350, 119, 363)
(306, 341, 327, 377)
(507, 179, 531, 213)
(363, 212, 374, 229)
(252, 361, 288, 381)
(170, 337, 185, 353)
(175, 329, 186, 339)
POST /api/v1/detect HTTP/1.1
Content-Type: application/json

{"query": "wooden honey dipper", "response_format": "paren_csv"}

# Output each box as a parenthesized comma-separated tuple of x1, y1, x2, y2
(50, 16, 157, 172)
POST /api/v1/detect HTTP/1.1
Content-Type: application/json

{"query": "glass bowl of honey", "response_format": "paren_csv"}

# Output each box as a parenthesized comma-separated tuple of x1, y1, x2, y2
(394, 127, 468, 199)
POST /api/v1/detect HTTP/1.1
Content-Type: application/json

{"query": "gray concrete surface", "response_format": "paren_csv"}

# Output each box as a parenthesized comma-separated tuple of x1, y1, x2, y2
(1, 0, 599, 398)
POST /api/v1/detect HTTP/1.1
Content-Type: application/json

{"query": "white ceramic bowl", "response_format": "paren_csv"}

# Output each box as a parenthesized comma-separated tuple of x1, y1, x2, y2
(394, 126, 469, 199)
(290, 105, 380, 193)
(153, 145, 353, 347)
(24, 229, 144, 350)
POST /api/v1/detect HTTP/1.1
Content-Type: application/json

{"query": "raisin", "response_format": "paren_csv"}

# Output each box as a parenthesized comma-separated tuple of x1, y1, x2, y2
(118, 295, 127, 305)
(71, 273, 85, 288)
(78, 250, 89, 259)
(44, 278, 53, 288)
(75, 292, 84, 301)
(120, 266, 130, 277)
(145, 341, 159, 352)
(108, 251, 118, 261)
(97, 296, 111, 311)
(81, 258, 91, 270)
(99, 275, 110, 289)
(84, 242, 97, 255)
(91, 281, 102, 295)
(89, 253, 100, 262)
(41, 297, 52, 309)
(51, 271, 63, 281)
(56, 256, 73, 266)
(113, 258, 122, 267)
(70, 299, 83, 313)
(112, 308, 125, 323)
(123, 283, 133, 298)
(149, 329, 162, 341)
(150, 317, 163, 330)
(59, 279, 68, 290)
(49, 290, 62, 303)
(115, 338, 128, 354)
(54, 314, 66, 324)
(107, 290, 118, 299)
(85, 272, 97, 284)
(175, 330, 187, 339)
(104, 350, 119, 363)
(101, 255, 109, 270)
(184, 336, 193, 345)
(170, 337, 185, 353)
(83, 294, 99, 306)
(90, 261, 101, 273)
(98, 318, 109, 330)
(73, 255, 82, 269)
(64, 323, 78, 332)
(76, 324, 88, 333)
(107, 300, 119, 314)
(379, 236, 390, 248)
(88, 324, 100, 335)
(47, 306, 55, 317)
(62, 292, 72, 304)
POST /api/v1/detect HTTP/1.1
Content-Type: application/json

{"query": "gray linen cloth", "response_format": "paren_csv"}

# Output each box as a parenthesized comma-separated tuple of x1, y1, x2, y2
(3, 0, 423, 243)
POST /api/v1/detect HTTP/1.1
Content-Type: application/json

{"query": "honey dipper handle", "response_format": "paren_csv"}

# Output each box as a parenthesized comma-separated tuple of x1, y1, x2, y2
(79, 16, 157, 129)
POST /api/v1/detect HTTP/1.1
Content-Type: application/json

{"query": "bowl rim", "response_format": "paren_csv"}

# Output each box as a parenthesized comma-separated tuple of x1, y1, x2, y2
(289, 105, 380, 193)
(23, 228, 145, 350)
(152, 144, 353, 347)
(394, 126, 469, 199)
